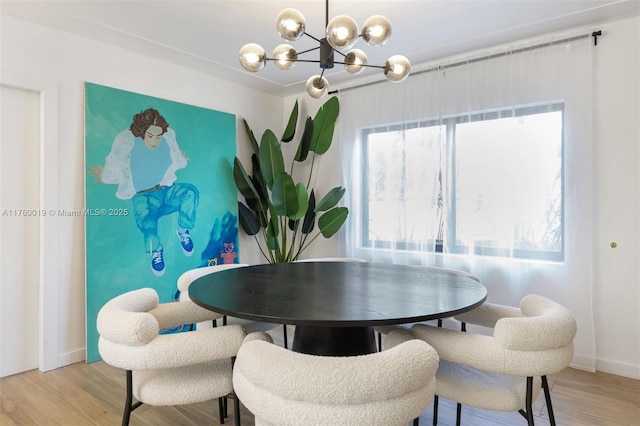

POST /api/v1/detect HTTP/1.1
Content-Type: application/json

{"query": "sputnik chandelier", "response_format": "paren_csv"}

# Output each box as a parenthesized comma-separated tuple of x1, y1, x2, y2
(238, 0, 411, 98)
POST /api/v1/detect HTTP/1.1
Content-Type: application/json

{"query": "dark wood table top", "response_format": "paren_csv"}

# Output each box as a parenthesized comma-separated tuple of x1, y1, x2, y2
(189, 262, 487, 327)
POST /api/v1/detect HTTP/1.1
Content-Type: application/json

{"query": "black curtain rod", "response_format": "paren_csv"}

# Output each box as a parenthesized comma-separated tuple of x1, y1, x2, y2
(329, 31, 599, 95)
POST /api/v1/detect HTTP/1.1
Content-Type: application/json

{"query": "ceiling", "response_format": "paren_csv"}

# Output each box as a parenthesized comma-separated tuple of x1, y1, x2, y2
(2, 0, 638, 96)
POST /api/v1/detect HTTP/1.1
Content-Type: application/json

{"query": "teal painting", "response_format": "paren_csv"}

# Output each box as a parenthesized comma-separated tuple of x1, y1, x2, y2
(85, 83, 238, 362)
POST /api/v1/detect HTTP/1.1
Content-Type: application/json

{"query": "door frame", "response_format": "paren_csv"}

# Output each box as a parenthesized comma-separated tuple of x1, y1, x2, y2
(1, 70, 59, 372)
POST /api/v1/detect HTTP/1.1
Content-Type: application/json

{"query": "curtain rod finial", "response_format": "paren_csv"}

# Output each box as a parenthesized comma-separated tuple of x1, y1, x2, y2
(592, 30, 602, 46)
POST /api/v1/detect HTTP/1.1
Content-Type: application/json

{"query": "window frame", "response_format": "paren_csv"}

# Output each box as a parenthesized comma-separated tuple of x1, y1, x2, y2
(360, 102, 565, 261)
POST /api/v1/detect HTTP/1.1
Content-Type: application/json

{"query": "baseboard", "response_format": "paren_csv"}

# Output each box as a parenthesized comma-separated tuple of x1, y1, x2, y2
(58, 349, 85, 368)
(569, 353, 640, 379)
(596, 357, 640, 380)
(569, 353, 596, 373)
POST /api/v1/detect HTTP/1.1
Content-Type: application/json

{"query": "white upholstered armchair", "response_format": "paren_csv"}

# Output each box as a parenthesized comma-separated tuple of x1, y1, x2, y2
(97, 287, 246, 426)
(404, 294, 577, 426)
(233, 338, 439, 426)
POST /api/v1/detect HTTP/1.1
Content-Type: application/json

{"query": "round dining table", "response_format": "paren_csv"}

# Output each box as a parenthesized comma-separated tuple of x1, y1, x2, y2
(189, 261, 487, 356)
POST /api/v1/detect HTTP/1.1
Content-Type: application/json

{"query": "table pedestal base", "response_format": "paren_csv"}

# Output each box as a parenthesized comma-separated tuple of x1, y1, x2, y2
(292, 325, 377, 356)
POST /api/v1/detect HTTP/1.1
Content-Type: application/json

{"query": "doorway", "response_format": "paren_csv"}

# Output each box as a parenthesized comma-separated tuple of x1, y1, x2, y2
(0, 72, 59, 375)
(0, 85, 40, 377)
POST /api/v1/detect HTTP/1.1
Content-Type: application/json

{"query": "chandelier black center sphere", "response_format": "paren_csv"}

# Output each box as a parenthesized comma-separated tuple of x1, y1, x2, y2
(238, 0, 411, 98)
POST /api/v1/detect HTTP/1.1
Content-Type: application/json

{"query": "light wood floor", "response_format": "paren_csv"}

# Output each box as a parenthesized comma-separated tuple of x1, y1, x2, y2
(2, 326, 639, 426)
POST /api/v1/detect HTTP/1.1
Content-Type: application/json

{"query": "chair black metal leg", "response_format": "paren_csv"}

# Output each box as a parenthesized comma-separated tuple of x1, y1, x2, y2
(542, 375, 556, 426)
(123, 370, 142, 426)
(432, 395, 439, 426)
(455, 403, 462, 426)
(378, 332, 382, 352)
(233, 394, 241, 426)
(525, 376, 535, 426)
(123, 370, 133, 426)
(413, 417, 420, 425)
(437, 319, 442, 327)
(218, 397, 225, 424)
(283, 324, 288, 349)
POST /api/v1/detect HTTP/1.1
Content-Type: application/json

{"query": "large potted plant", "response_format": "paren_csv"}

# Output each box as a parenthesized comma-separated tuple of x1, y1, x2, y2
(234, 96, 348, 263)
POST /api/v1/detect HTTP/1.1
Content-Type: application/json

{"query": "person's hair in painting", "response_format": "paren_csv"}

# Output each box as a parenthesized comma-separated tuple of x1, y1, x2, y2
(129, 108, 169, 137)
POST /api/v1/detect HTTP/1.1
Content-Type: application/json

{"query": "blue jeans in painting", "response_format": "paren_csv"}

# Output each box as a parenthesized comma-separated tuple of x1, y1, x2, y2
(132, 182, 199, 276)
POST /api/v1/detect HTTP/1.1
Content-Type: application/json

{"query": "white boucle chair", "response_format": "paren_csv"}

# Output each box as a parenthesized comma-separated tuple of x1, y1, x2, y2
(97, 287, 247, 426)
(406, 294, 577, 426)
(177, 263, 281, 341)
(374, 267, 480, 351)
(233, 338, 439, 426)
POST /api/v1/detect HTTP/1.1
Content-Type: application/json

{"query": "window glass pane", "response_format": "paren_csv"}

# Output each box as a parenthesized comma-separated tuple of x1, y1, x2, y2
(455, 110, 563, 256)
(366, 125, 444, 244)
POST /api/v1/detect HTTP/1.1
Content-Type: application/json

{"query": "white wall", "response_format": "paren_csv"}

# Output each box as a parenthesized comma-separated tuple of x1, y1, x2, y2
(0, 14, 281, 366)
(591, 16, 640, 379)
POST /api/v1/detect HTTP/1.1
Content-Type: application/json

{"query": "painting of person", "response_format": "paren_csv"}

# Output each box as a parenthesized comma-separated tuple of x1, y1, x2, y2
(89, 108, 199, 276)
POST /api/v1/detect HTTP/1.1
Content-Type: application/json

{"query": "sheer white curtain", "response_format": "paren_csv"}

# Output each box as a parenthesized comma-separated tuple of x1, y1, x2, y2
(337, 32, 596, 371)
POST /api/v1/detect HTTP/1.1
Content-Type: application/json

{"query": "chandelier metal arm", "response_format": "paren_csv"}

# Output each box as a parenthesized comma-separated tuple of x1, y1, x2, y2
(266, 58, 331, 64)
(266, 57, 385, 70)
(303, 32, 322, 44)
(297, 46, 320, 55)
(334, 62, 384, 69)
(302, 33, 357, 58)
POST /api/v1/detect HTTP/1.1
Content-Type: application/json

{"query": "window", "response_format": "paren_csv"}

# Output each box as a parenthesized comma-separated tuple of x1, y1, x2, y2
(362, 103, 564, 261)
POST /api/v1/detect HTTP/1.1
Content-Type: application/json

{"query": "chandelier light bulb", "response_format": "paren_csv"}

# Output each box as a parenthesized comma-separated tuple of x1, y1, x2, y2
(276, 8, 306, 41)
(384, 55, 411, 82)
(362, 15, 392, 46)
(273, 44, 298, 70)
(326, 15, 359, 51)
(344, 49, 367, 74)
(238, 43, 267, 72)
(306, 75, 329, 98)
